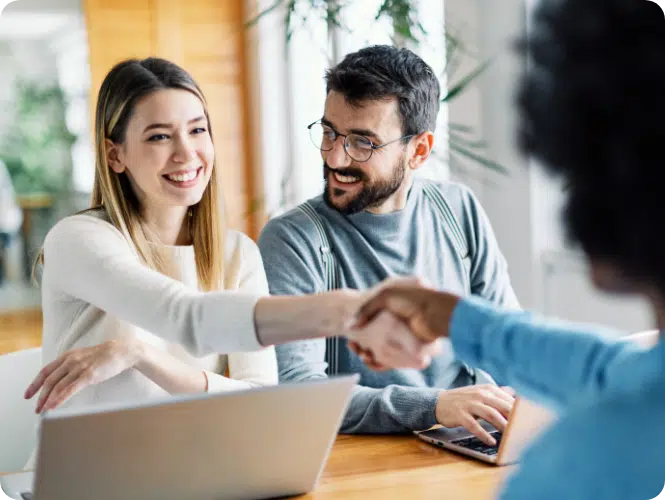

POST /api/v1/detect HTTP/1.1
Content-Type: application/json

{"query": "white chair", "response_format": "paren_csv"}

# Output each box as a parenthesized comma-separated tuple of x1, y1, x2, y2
(0, 347, 41, 473)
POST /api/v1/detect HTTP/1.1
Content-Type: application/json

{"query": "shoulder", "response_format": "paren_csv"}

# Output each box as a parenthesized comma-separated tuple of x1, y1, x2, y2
(419, 179, 480, 213)
(225, 229, 261, 264)
(224, 230, 269, 292)
(505, 387, 665, 500)
(45, 210, 127, 252)
(258, 196, 328, 253)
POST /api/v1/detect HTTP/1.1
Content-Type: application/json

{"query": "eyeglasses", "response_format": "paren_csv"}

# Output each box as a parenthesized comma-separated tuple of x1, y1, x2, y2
(307, 121, 416, 163)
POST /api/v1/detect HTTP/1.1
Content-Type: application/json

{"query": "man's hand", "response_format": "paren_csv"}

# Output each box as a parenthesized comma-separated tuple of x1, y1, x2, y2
(436, 385, 516, 446)
(356, 277, 462, 342)
(345, 309, 443, 371)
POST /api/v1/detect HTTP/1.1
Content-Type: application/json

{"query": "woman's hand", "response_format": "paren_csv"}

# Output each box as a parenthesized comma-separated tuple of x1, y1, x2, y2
(339, 280, 442, 371)
(348, 277, 459, 370)
(345, 309, 443, 371)
(253, 284, 442, 371)
(356, 277, 461, 342)
(24, 338, 144, 413)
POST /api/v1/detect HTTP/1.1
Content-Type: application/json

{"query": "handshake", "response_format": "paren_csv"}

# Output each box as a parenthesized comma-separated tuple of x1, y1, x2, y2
(345, 277, 461, 372)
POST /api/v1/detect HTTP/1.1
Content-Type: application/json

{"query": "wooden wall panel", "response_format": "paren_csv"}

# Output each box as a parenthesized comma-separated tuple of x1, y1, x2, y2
(84, 0, 155, 89)
(83, 0, 255, 235)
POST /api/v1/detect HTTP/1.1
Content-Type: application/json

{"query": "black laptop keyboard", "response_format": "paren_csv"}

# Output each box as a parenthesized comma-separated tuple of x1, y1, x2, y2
(450, 430, 503, 456)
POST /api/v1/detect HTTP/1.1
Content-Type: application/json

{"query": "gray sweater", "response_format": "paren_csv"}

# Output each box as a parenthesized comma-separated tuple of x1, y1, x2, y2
(258, 178, 519, 433)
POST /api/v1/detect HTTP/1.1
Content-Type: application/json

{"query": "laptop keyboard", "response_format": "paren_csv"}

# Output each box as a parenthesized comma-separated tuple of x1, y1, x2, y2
(450, 430, 503, 456)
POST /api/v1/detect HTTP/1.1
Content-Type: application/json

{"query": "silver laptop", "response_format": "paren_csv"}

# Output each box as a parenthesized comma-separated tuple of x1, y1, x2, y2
(0, 375, 358, 500)
(415, 397, 556, 466)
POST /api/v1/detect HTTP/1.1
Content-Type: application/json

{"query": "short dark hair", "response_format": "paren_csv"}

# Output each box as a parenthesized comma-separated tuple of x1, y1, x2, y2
(325, 45, 440, 136)
(518, 0, 665, 291)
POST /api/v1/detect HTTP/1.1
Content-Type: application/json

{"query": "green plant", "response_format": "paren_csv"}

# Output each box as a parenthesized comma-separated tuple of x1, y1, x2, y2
(0, 81, 77, 195)
(248, 0, 507, 175)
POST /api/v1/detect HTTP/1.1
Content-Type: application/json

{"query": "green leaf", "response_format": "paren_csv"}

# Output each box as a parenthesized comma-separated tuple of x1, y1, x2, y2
(442, 59, 491, 103)
(244, 0, 286, 28)
(449, 141, 509, 174)
(449, 122, 476, 134)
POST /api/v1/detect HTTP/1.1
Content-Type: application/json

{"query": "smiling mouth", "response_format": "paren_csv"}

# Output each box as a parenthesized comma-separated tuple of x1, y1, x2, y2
(331, 171, 361, 185)
(163, 167, 203, 186)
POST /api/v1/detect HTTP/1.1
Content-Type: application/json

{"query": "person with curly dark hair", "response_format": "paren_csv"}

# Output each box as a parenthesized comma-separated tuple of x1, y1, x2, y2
(357, 0, 665, 498)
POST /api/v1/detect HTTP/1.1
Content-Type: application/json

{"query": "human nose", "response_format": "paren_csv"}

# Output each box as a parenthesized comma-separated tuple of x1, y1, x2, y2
(172, 134, 197, 163)
(324, 135, 352, 168)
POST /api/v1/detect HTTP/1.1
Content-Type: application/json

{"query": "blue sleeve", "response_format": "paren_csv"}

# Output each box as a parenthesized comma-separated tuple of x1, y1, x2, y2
(459, 185, 520, 309)
(500, 388, 665, 500)
(449, 296, 664, 409)
(258, 214, 440, 433)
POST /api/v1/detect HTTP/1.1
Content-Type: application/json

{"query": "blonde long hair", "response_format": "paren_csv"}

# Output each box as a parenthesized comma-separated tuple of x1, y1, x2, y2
(41, 58, 225, 290)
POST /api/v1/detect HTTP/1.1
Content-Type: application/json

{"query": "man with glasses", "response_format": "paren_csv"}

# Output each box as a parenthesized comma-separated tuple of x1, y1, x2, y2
(258, 45, 519, 443)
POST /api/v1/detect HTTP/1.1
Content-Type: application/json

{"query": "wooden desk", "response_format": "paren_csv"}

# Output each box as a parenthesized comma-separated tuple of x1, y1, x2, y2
(0, 435, 513, 499)
(0, 309, 41, 355)
(305, 435, 514, 499)
(0, 312, 512, 499)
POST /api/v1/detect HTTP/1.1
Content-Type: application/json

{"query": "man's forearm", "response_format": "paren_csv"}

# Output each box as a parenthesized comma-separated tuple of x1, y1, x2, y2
(340, 385, 440, 434)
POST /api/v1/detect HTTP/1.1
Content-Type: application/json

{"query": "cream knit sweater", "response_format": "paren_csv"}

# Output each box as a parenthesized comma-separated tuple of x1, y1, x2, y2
(39, 210, 277, 411)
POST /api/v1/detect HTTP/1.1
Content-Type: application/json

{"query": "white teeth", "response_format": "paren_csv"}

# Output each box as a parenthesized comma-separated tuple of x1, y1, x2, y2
(333, 172, 360, 184)
(167, 170, 198, 182)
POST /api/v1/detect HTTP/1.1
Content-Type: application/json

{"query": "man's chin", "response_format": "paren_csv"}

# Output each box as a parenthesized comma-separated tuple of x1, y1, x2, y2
(323, 188, 353, 213)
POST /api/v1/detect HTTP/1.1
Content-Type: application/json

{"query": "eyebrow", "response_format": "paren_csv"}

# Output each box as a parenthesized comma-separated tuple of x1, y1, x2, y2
(321, 117, 382, 143)
(142, 115, 206, 134)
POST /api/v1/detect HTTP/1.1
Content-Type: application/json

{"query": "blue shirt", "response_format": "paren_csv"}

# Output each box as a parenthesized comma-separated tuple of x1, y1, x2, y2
(258, 179, 519, 433)
(451, 297, 665, 500)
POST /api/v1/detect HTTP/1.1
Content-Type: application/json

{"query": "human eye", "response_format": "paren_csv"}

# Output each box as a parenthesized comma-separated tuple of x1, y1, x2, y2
(147, 133, 170, 142)
(351, 135, 373, 150)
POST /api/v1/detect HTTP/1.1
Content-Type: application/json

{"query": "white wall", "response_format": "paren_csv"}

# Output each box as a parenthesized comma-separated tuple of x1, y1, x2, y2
(2, 0, 81, 13)
(445, 0, 652, 334)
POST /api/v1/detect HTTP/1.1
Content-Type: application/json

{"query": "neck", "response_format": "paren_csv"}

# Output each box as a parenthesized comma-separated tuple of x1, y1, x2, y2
(141, 204, 191, 246)
(365, 176, 414, 215)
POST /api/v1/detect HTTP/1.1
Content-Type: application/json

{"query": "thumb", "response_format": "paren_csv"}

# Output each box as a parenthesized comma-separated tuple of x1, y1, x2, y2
(356, 289, 422, 328)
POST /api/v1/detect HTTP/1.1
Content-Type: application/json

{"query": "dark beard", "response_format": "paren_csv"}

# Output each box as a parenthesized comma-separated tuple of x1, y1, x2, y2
(322, 158, 406, 215)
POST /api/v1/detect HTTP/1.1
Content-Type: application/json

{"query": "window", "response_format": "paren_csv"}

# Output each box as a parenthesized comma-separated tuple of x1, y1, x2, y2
(251, 0, 450, 217)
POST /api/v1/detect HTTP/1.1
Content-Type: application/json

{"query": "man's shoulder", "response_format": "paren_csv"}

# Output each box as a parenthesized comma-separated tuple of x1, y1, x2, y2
(417, 178, 478, 211)
(260, 196, 334, 245)
(258, 196, 334, 261)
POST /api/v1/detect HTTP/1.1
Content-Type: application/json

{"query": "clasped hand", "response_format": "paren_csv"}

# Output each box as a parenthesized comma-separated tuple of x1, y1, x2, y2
(346, 277, 460, 371)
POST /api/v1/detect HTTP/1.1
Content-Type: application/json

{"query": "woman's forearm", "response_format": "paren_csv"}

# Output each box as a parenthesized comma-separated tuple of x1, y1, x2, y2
(134, 341, 208, 394)
(254, 290, 363, 346)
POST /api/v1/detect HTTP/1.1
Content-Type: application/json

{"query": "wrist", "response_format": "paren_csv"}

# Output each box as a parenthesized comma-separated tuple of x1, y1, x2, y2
(254, 289, 364, 346)
(128, 337, 149, 373)
(434, 390, 448, 425)
(323, 289, 364, 336)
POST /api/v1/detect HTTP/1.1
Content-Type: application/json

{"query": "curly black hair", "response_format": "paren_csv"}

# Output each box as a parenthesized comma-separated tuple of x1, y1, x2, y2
(518, 0, 665, 290)
(325, 45, 440, 137)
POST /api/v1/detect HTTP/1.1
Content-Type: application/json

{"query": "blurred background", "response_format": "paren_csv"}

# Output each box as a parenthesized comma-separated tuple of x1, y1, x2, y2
(0, 0, 652, 354)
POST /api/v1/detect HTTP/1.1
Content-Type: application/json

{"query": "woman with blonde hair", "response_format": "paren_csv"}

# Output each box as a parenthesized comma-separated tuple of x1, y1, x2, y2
(24, 57, 436, 416)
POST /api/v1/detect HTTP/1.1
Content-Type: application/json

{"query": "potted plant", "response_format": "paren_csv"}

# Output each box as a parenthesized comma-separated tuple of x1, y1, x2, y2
(248, 0, 506, 174)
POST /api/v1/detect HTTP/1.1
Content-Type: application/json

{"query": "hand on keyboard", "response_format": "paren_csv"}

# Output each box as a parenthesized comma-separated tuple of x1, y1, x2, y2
(451, 431, 503, 456)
